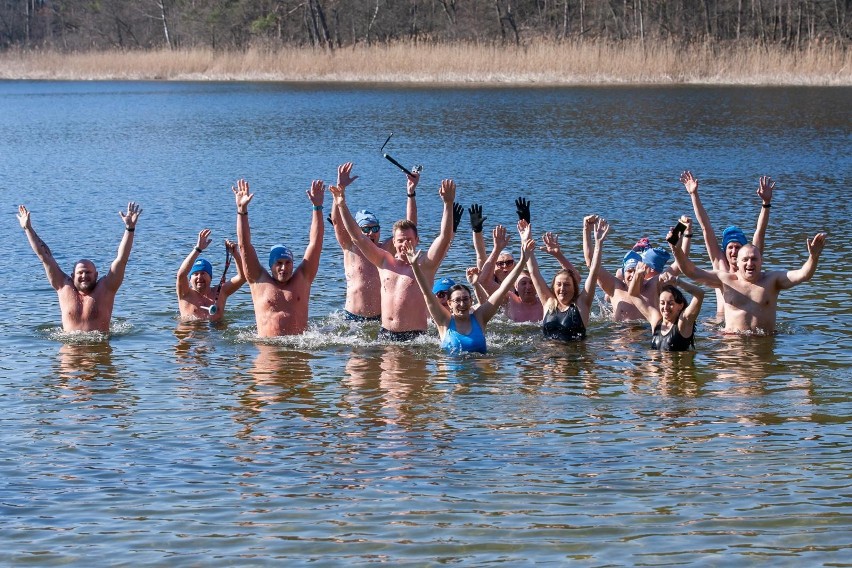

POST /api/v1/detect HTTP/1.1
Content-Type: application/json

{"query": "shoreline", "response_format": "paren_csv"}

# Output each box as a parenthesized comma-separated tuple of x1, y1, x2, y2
(1, 42, 850, 86)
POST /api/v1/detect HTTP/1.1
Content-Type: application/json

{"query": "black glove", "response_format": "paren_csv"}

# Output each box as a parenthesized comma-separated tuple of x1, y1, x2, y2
(452, 202, 464, 233)
(515, 197, 531, 223)
(468, 203, 487, 233)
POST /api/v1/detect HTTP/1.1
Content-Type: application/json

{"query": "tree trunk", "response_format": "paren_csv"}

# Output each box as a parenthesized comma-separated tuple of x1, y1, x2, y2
(158, 0, 173, 50)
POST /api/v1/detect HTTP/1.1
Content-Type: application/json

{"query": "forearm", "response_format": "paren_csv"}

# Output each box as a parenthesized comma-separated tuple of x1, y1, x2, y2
(551, 250, 579, 279)
(473, 231, 486, 268)
(582, 226, 593, 267)
(23, 226, 51, 262)
(753, 204, 769, 252)
(178, 245, 202, 278)
(691, 194, 721, 259)
(406, 193, 417, 226)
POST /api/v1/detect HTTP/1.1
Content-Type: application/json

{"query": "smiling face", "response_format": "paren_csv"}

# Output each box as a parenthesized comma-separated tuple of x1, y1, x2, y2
(737, 244, 762, 282)
(552, 272, 577, 305)
(726, 241, 743, 268)
(448, 289, 473, 316)
(659, 290, 684, 323)
(73, 260, 98, 293)
(271, 257, 294, 283)
(515, 273, 537, 304)
(190, 270, 212, 293)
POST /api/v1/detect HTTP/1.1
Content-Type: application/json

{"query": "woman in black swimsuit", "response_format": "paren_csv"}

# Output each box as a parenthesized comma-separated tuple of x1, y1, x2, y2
(627, 253, 704, 351)
(521, 217, 609, 342)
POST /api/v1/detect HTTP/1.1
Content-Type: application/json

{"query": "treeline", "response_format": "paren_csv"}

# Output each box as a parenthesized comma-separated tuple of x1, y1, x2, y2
(2, 0, 849, 51)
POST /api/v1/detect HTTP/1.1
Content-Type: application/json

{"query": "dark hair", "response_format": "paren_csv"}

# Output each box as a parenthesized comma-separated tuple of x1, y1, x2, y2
(392, 219, 418, 238)
(448, 284, 472, 298)
(659, 284, 687, 308)
(550, 269, 580, 304)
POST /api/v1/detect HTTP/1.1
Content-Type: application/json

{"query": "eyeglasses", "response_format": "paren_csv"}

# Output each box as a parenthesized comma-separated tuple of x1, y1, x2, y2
(449, 296, 471, 305)
(496, 260, 515, 268)
(436, 291, 449, 299)
(361, 225, 380, 234)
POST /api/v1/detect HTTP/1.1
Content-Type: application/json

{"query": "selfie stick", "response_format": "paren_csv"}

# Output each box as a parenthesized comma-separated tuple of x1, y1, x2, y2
(207, 243, 232, 315)
(380, 133, 419, 176)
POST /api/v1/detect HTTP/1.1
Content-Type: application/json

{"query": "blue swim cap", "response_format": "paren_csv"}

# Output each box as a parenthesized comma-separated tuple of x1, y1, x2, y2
(269, 245, 294, 268)
(355, 210, 380, 227)
(432, 277, 456, 295)
(722, 226, 748, 250)
(641, 247, 671, 274)
(189, 258, 213, 277)
(622, 250, 642, 271)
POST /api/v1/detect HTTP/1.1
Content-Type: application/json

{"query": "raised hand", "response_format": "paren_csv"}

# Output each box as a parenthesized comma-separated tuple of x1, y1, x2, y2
(307, 179, 325, 206)
(517, 219, 531, 243)
(515, 197, 531, 223)
(466, 266, 481, 287)
(541, 231, 561, 255)
(119, 202, 142, 229)
(521, 236, 536, 257)
(196, 229, 213, 251)
(328, 183, 345, 204)
(493, 224, 510, 250)
(17, 205, 31, 229)
(583, 214, 599, 228)
(438, 179, 456, 204)
(659, 271, 676, 285)
(232, 179, 254, 212)
(225, 239, 237, 254)
(452, 202, 464, 233)
(807, 232, 827, 257)
(634, 261, 649, 280)
(758, 175, 775, 205)
(337, 162, 358, 189)
(469, 203, 486, 233)
(680, 170, 698, 195)
(403, 242, 422, 265)
(594, 218, 610, 242)
(406, 171, 420, 195)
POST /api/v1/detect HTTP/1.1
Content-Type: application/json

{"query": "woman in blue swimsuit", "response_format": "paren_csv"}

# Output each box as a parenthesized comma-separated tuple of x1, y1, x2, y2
(405, 237, 534, 354)
(626, 241, 704, 351)
(521, 217, 609, 342)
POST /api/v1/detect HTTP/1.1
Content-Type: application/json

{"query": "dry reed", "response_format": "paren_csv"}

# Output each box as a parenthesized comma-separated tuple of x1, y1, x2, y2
(1, 41, 849, 85)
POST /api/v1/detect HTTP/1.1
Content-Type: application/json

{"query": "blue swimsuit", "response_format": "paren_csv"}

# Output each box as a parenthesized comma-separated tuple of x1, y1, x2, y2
(441, 316, 487, 354)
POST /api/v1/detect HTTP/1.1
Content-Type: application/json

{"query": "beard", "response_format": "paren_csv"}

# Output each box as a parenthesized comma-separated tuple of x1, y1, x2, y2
(76, 279, 96, 292)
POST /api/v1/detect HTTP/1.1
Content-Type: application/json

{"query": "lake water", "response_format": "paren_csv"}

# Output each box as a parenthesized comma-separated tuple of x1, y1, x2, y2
(0, 81, 850, 565)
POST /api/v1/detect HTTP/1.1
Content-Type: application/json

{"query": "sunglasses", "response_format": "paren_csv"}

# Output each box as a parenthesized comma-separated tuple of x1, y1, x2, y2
(361, 225, 380, 234)
(436, 291, 449, 299)
(496, 260, 515, 268)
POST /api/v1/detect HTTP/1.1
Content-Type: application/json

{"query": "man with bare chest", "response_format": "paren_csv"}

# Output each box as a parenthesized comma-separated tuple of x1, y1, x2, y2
(329, 178, 455, 341)
(18, 202, 142, 333)
(234, 178, 325, 337)
(176, 228, 246, 321)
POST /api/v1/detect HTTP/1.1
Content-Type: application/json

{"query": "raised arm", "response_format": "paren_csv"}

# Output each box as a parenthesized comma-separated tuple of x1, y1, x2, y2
(17, 205, 67, 290)
(541, 231, 580, 281)
(404, 245, 451, 331)
(221, 239, 247, 296)
(478, 224, 510, 294)
(576, 218, 610, 317)
(422, 179, 456, 271)
(583, 214, 619, 296)
(776, 232, 826, 290)
(103, 201, 142, 292)
(328, 184, 395, 268)
(405, 171, 419, 226)
(469, 203, 488, 268)
(177, 229, 212, 299)
(477, 237, 534, 324)
(669, 215, 694, 276)
(234, 179, 263, 283)
(625, 262, 660, 325)
(682, 170, 723, 265)
(673, 275, 704, 333)
(330, 162, 359, 251)
(518, 220, 555, 307)
(753, 175, 774, 253)
(297, 179, 325, 283)
(668, 228, 723, 288)
(582, 214, 597, 267)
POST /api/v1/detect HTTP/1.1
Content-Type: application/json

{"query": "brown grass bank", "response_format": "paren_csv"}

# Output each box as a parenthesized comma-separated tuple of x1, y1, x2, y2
(1, 41, 849, 85)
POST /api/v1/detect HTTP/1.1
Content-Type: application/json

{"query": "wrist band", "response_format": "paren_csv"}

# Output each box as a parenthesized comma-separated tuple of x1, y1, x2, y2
(407, 193, 416, 198)
(684, 233, 693, 238)
(237, 210, 247, 215)
(762, 203, 771, 208)
(125, 227, 135, 232)
(312, 205, 323, 211)
(194, 246, 202, 253)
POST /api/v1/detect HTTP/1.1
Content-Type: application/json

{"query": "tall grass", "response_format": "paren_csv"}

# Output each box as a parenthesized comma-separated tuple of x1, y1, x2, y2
(1, 41, 849, 85)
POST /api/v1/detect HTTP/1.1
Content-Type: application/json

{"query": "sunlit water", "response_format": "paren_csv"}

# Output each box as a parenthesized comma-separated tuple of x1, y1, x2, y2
(0, 81, 850, 565)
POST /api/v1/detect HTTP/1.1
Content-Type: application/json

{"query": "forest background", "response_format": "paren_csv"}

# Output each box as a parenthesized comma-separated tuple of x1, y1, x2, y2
(1, 0, 850, 83)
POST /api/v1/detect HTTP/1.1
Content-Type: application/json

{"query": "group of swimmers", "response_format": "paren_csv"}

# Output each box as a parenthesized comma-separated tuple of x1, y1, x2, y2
(17, 164, 827, 354)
